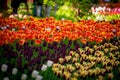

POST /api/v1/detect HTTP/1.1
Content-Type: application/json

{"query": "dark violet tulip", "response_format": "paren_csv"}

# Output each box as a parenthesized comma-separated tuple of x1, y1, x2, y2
(3, 44, 13, 51)
(17, 56, 22, 63)
(37, 46, 42, 51)
(42, 41, 47, 46)
(52, 42, 58, 46)
(10, 51, 18, 58)
(45, 49, 50, 56)
(16, 45, 23, 51)
(30, 40, 34, 45)
(23, 42, 29, 47)
(23, 50, 33, 60)
(38, 50, 44, 56)
(48, 44, 53, 49)
(3, 52, 10, 58)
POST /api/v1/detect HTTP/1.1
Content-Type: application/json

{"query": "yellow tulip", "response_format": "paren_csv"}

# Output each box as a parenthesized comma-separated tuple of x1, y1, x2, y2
(108, 73, 114, 79)
(101, 68, 106, 75)
(59, 58, 64, 64)
(65, 56, 72, 62)
(63, 71, 71, 80)
(73, 72, 79, 78)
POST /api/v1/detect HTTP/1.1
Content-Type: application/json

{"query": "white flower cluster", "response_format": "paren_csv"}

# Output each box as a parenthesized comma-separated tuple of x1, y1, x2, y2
(31, 70, 43, 80)
(9, 14, 27, 19)
(1, 60, 53, 80)
(41, 60, 54, 71)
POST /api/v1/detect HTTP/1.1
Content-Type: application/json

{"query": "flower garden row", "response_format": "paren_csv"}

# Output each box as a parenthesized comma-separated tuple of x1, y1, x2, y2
(0, 16, 120, 80)
(1, 36, 120, 80)
(0, 16, 120, 46)
(52, 38, 120, 80)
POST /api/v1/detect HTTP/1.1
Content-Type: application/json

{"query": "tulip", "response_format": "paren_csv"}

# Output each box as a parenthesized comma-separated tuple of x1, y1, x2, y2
(109, 60, 115, 66)
(98, 75, 104, 80)
(73, 72, 79, 78)
(65, 56, 72, 62)
(60, 65, 65, 71)
(93, 45, 97, 50)
(101, 69, 106, 75)
(62, 18, 65, 20)
(12, 68, 18, 75)
(104, 48, 109, 53)
(21, 74, 27, 80)
(12, 28, 16, 31)
(114, 61, 120, 67)
(52, 63, 59, 68)
(80, 70, 88, 78)
(69, 51, 75, 56)
(72, 58, 78, 63)
(41, 65, 47, 71)
(108, 73, 114, 79)
(52, 67, 59, 73)
(23, 15, 27, 19)
(89, 48, 94, 54)
(85, 46, 89, 51)
(59, 58, 64, 64)
(74, 53, 79, 59)
(31, 70, 39, 78)
(71, 77, 77, 80)
(9, 14, 14, 18)
(88, 70, 94, 76)
(78, 48, 84, 54)
(67, 64, 75, 72)
(3, 77, 9, 80)
(63, 71, 71, 80)
(35, 75, 43, 80)
(95, 67, 101, 75)
(47, 60, 54, 67)
(56, 70, 62, 76)
(75, 63, 80, 69)
(1, 64, 8, 72)
(114, 52, 119, 57)
(18, 14, 23, 18)
(107, 66, 113, 72)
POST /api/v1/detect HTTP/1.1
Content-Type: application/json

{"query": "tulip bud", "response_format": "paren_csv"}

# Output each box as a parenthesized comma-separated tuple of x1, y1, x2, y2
(47, 60, 53, 67)
(21, 74, 27, 80)
(108, 73, 114, 79)
(12, 68, 18, 75)
(3, 77, 9, 80)
(41, 65, 47, 71)
(35, 75, 43, 80)
(1, 64, 8, 72)
(31, 70, 39, 78)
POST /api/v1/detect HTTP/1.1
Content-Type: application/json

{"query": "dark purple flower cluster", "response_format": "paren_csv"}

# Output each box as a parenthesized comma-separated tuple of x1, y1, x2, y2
(1, 37, 119, 73)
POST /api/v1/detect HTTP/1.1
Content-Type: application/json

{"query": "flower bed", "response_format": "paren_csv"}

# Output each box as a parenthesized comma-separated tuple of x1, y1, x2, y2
(52, 38, 120, 80)
(0, 16, 120, 46)
(0, 16, 120, 80)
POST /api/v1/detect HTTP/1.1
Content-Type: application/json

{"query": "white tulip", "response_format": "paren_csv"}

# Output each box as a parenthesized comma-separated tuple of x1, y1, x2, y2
(45, 27, 51, 31)
(62, 18, 64, 20)
(21, 74, 27, 80)
(3, 77, 9, 80)
(35, 75, 43, 80)
(9, 14, 14, 18)
(47, 60, 53, 67)
(31, 70, 39, 78)
(12, 28, 16, 31)
(1, 64, 8, 72)
(18, 14, 23, 18)
(12, 68, 18, 75)
(41, 65, 47, 71)
(23, 15, 27, 19)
